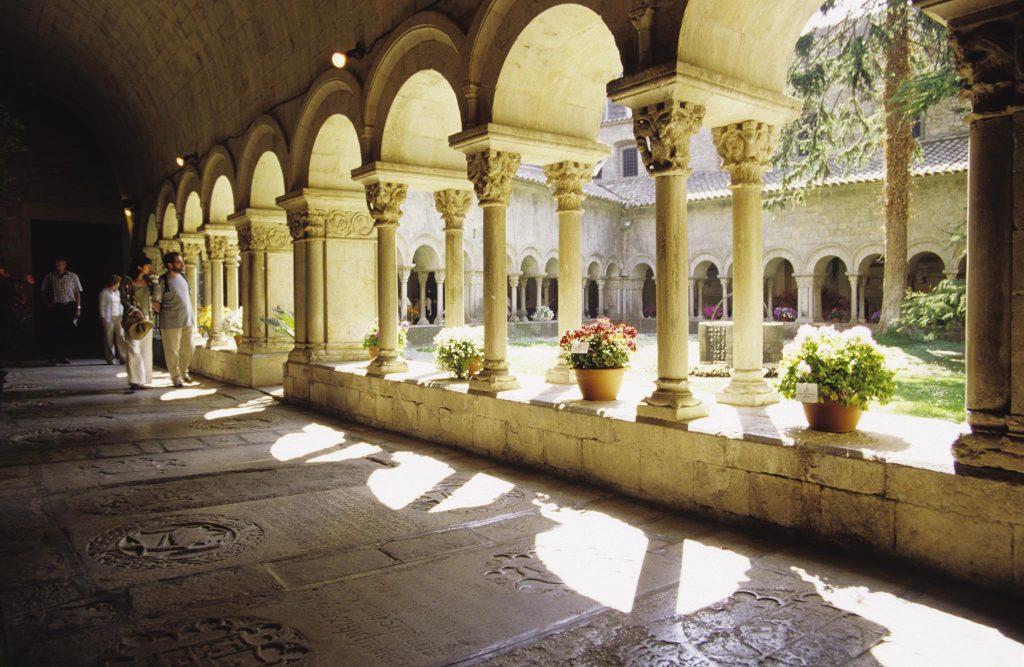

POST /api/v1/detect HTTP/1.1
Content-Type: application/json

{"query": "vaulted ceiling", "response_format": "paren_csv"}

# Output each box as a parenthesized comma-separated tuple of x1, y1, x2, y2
(0, 0, 475, 196)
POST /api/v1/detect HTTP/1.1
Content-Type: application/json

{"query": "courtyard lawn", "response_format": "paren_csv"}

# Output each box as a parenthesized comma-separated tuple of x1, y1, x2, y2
(410, 331, 965, 423)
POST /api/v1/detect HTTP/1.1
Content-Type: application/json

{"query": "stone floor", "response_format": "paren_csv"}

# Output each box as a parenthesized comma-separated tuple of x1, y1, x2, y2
(0, 362, 1021, 666)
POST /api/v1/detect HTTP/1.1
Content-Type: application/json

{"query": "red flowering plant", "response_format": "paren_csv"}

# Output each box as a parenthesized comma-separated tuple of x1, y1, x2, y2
(560, 317, 638, 369)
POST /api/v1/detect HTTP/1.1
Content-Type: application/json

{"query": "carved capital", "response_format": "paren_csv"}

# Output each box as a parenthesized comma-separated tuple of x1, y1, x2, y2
(365, 183, 408, 227)
(236, 221, 291, 252)
(434, 189, 473, 230)
(543, 161, 593, 212)
(467, 150, 521, 206)
(225, 242, 240, 264)
(633, 100, 705, 176)
(286, 209, 321, 241)
(180, 241, 205, 265)
(950, 18, 1023, 115)
(206, 235, 229, 261)
(712, 121, 776, 186)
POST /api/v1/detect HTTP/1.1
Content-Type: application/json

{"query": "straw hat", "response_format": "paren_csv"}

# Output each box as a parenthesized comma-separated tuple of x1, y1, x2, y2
(128, 319, 154, 341)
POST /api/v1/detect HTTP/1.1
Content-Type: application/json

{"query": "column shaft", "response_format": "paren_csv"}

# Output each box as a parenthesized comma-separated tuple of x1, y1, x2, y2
(445, 230, 464, 326)
(226, 260, 239, 311)
(365, 182, 408, 376)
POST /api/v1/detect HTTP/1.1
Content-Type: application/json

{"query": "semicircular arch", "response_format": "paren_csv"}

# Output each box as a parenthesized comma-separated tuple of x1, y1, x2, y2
(289, 69, 363, 192)
(236, 115, 290, 209)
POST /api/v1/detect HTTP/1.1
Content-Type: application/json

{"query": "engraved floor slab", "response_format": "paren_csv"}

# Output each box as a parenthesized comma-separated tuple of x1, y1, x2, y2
(2, 363, 1022, 666)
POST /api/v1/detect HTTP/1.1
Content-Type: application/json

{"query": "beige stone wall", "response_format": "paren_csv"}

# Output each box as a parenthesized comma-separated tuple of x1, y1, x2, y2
(292, 363, 1024, 592)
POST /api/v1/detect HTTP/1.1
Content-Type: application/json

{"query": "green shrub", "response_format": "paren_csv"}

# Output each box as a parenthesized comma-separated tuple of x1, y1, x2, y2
(777, 325, 896, 409)
(260, 307, 295, 339)
(896, 279, 965, 340)
(433, 326, 485, 379)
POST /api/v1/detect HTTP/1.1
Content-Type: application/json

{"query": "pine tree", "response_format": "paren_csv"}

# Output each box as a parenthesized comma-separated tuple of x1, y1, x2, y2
(772, 0, 959, 331)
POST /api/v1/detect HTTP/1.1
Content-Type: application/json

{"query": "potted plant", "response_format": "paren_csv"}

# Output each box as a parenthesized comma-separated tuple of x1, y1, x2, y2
(224, 307, 244, 345)
(196, 305, 214, 338)
(772, 305, 797, 322)
(362, 321, 410, 359)
(433, 326, 485, 379)
(777, 325, 896, 432)
(260, 307, 295, 340)
(560, 317, 638, 401)
(532, 305, 554, 322)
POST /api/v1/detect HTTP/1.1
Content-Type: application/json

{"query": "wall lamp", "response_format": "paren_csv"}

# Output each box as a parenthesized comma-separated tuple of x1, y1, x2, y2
(176, 152, 199, 168)
(331, 42, 366, 69)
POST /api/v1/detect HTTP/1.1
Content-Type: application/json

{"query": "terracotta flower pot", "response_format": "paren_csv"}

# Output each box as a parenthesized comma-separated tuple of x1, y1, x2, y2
(368, 346, 379, 359)
(574, 367, 625, 401)
(467, 356, 484, 376)
(803, 400, 863, 432)
(233, 334, 243, 347)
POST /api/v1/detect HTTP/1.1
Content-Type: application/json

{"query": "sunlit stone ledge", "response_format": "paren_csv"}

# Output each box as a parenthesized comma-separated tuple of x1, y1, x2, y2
(284, 357, 1024, 593)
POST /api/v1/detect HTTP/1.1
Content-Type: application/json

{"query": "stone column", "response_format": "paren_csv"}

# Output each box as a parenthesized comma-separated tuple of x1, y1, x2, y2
(944, 270, 959, 282)
(143, 245, 163, 270)
(794, 274, 814, 323)
(467, 149, 522, 393)
(225, 247, 240, 311)
(765, 278, 775, 320)
(517, 279, 527, 320)
(201, 258, 212, 309)
(596, 279, 605, 316)
(938, 7, 1024, 476)
(436, 270, 446, 325)
(721, 277, 731, 319)
(634, 99, 709, 422)
(417, 272, 429, 324)
(469, 270, 484, 323)
(399, 266, 413, 321)
(848, 273, 861, 323)
(178, 235, 205, 319)
(533, 275, 543, 318)
(365, 183, 409, 376)
(812, 274, 824, 321)
(435, 189, 472, 327)
(541, 278, 550, 309)
(230, 209, 294, 354)
(205, 234, 229, 347)
(858, 276, 868, 322)
(697, 279, 705, 319)
(582, 278, 590, 319)
(714, 120, 779, 406)
(508, 273, 521, 322)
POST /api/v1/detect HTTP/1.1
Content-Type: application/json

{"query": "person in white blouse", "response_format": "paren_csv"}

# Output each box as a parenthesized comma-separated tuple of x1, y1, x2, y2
(99, 274, 127, 365)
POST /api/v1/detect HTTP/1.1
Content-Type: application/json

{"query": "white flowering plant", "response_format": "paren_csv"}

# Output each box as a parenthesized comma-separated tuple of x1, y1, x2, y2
(532, 305, 554, 321)
(433, 326, 485, 379)
(777, 325, 896, 408)
(362, 321, 411, 350)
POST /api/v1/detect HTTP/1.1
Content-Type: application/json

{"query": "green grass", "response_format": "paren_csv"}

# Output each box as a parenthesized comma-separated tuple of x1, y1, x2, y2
(406, 331, 966, 423)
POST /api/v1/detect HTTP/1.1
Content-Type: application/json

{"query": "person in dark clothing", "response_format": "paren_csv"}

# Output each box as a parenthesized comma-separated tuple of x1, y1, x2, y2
(39, 257, 83, 364)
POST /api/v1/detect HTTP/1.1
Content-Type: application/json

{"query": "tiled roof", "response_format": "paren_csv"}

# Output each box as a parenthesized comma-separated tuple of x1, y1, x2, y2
(578, 135, 968, 208)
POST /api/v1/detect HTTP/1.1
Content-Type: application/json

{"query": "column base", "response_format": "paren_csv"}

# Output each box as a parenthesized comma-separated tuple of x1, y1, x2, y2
(366, 353, 408, 377)
(206, 332, 234, 349)
(289, 343, 368, 364)
(636, 382, 709, 423)
(716, 380, 781, 407)
(545, 359, 574, 385)
(468, 361, 520, 394)
(953, 428, 1024, 480)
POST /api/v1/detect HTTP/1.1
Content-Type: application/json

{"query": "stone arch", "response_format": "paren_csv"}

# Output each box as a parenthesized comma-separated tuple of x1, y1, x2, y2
(199, 147, 238, 223)
(161, 203, 179, 241)
(628, 255, 656, 279)
(489, 4, 621, 142)
(412, 243, 442, 271)
(678, 0, 821, 94)
(182, 191, 203, 233)
(691, 254, 721, 279)
(175, 167, 202, 227)
(208, 176, 235, 225)
(381, 70, 465, 171)
(520, 253, 542, 276)
(364, 13, 466, 162)
(144, 214, 158, 246)
(605, 261, 620, 278)
(466, 1, 633, 126)
(289, 69, 363, 191)
(814, 255, 852, 322)
(236, 115, 290, 209)
(544, 257, 559, 276)
(908, 250, 946, 293)
(586, 260, 602, 280)
(155, 181, 177, 239)
(763, 248, 799, 276)
(805, 245, 853, 276)
(853, 244, 886, 276)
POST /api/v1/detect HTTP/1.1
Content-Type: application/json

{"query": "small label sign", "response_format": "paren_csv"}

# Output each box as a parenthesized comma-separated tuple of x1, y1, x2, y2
(570, 340, 590, 354)
(795, 382, 819, 403)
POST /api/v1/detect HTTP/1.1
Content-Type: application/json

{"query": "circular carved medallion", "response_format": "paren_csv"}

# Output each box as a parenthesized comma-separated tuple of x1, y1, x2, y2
(87, 514, 264, 569)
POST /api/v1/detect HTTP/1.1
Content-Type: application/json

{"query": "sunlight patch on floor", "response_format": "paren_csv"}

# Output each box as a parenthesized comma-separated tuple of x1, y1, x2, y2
(676, 540, 751, 615)
(271, 423, 349, 461)
(160, 388, 218, 401)
(306, 442, 383, 463)
(367, 451, 454, 510)
(429, 472, 515, 513)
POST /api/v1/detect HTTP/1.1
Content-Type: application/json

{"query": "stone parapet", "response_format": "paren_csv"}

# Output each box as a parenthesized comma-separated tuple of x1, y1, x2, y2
(292, 359, 1024, 593)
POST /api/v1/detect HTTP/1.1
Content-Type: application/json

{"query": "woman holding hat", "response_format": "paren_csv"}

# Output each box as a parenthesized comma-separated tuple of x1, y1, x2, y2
(120, 255, 157, 392)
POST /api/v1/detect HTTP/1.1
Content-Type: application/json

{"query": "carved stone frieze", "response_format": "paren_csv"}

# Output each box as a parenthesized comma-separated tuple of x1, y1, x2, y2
(543, 161, 594, 212)
(467, 150, 521, 206)
(205, 235, 229, 261)
(434, 189, 473, 229)
(236, 221, 292, 252)
(950, 18, 1023, 115)
(365, 183, 408, 226)
(633, 100, 705, 176)
(712, 121, 777, 185)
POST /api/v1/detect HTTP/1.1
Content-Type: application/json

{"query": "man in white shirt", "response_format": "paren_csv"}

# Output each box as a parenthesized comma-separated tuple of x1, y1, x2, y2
(153, 252, 196, 387)
(98, 274, 127, 364)
(40, 257, 83, 364)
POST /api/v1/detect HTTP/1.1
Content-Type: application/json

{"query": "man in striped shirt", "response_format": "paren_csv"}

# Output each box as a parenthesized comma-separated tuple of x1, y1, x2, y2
(40, 257, 83, 364)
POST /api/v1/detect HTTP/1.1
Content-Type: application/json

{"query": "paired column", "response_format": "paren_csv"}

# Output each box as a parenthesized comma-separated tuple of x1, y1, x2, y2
(713, 120, 780, 406)
(541, 278, 550, 309)
(205, 234, 229, 347)
(596, 279, 605, 316)
(533, 275, 543, 316)
(417, 272, 429, 324)
(399, 266, 413, 321)
(436, 270, 446, 324)
(467, 150, 522, 393)
(435, 190, 472, 327)
(721, 277, 731, 319)
(765, 278, 775, 320)
(794, 274, 815, 323)
(280, 191, 379, 362)
(225, 246, 240, 311)
(508, 273, 521, 322)
(178, 235, 205, 319)
(365, 183, 409, 376)
(582, 278, 590, 319)
(544, 160, 593, 381)
(230, 208, 294, 354)
(633, 99, 709, 422)
(848, 273, 861, 323)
